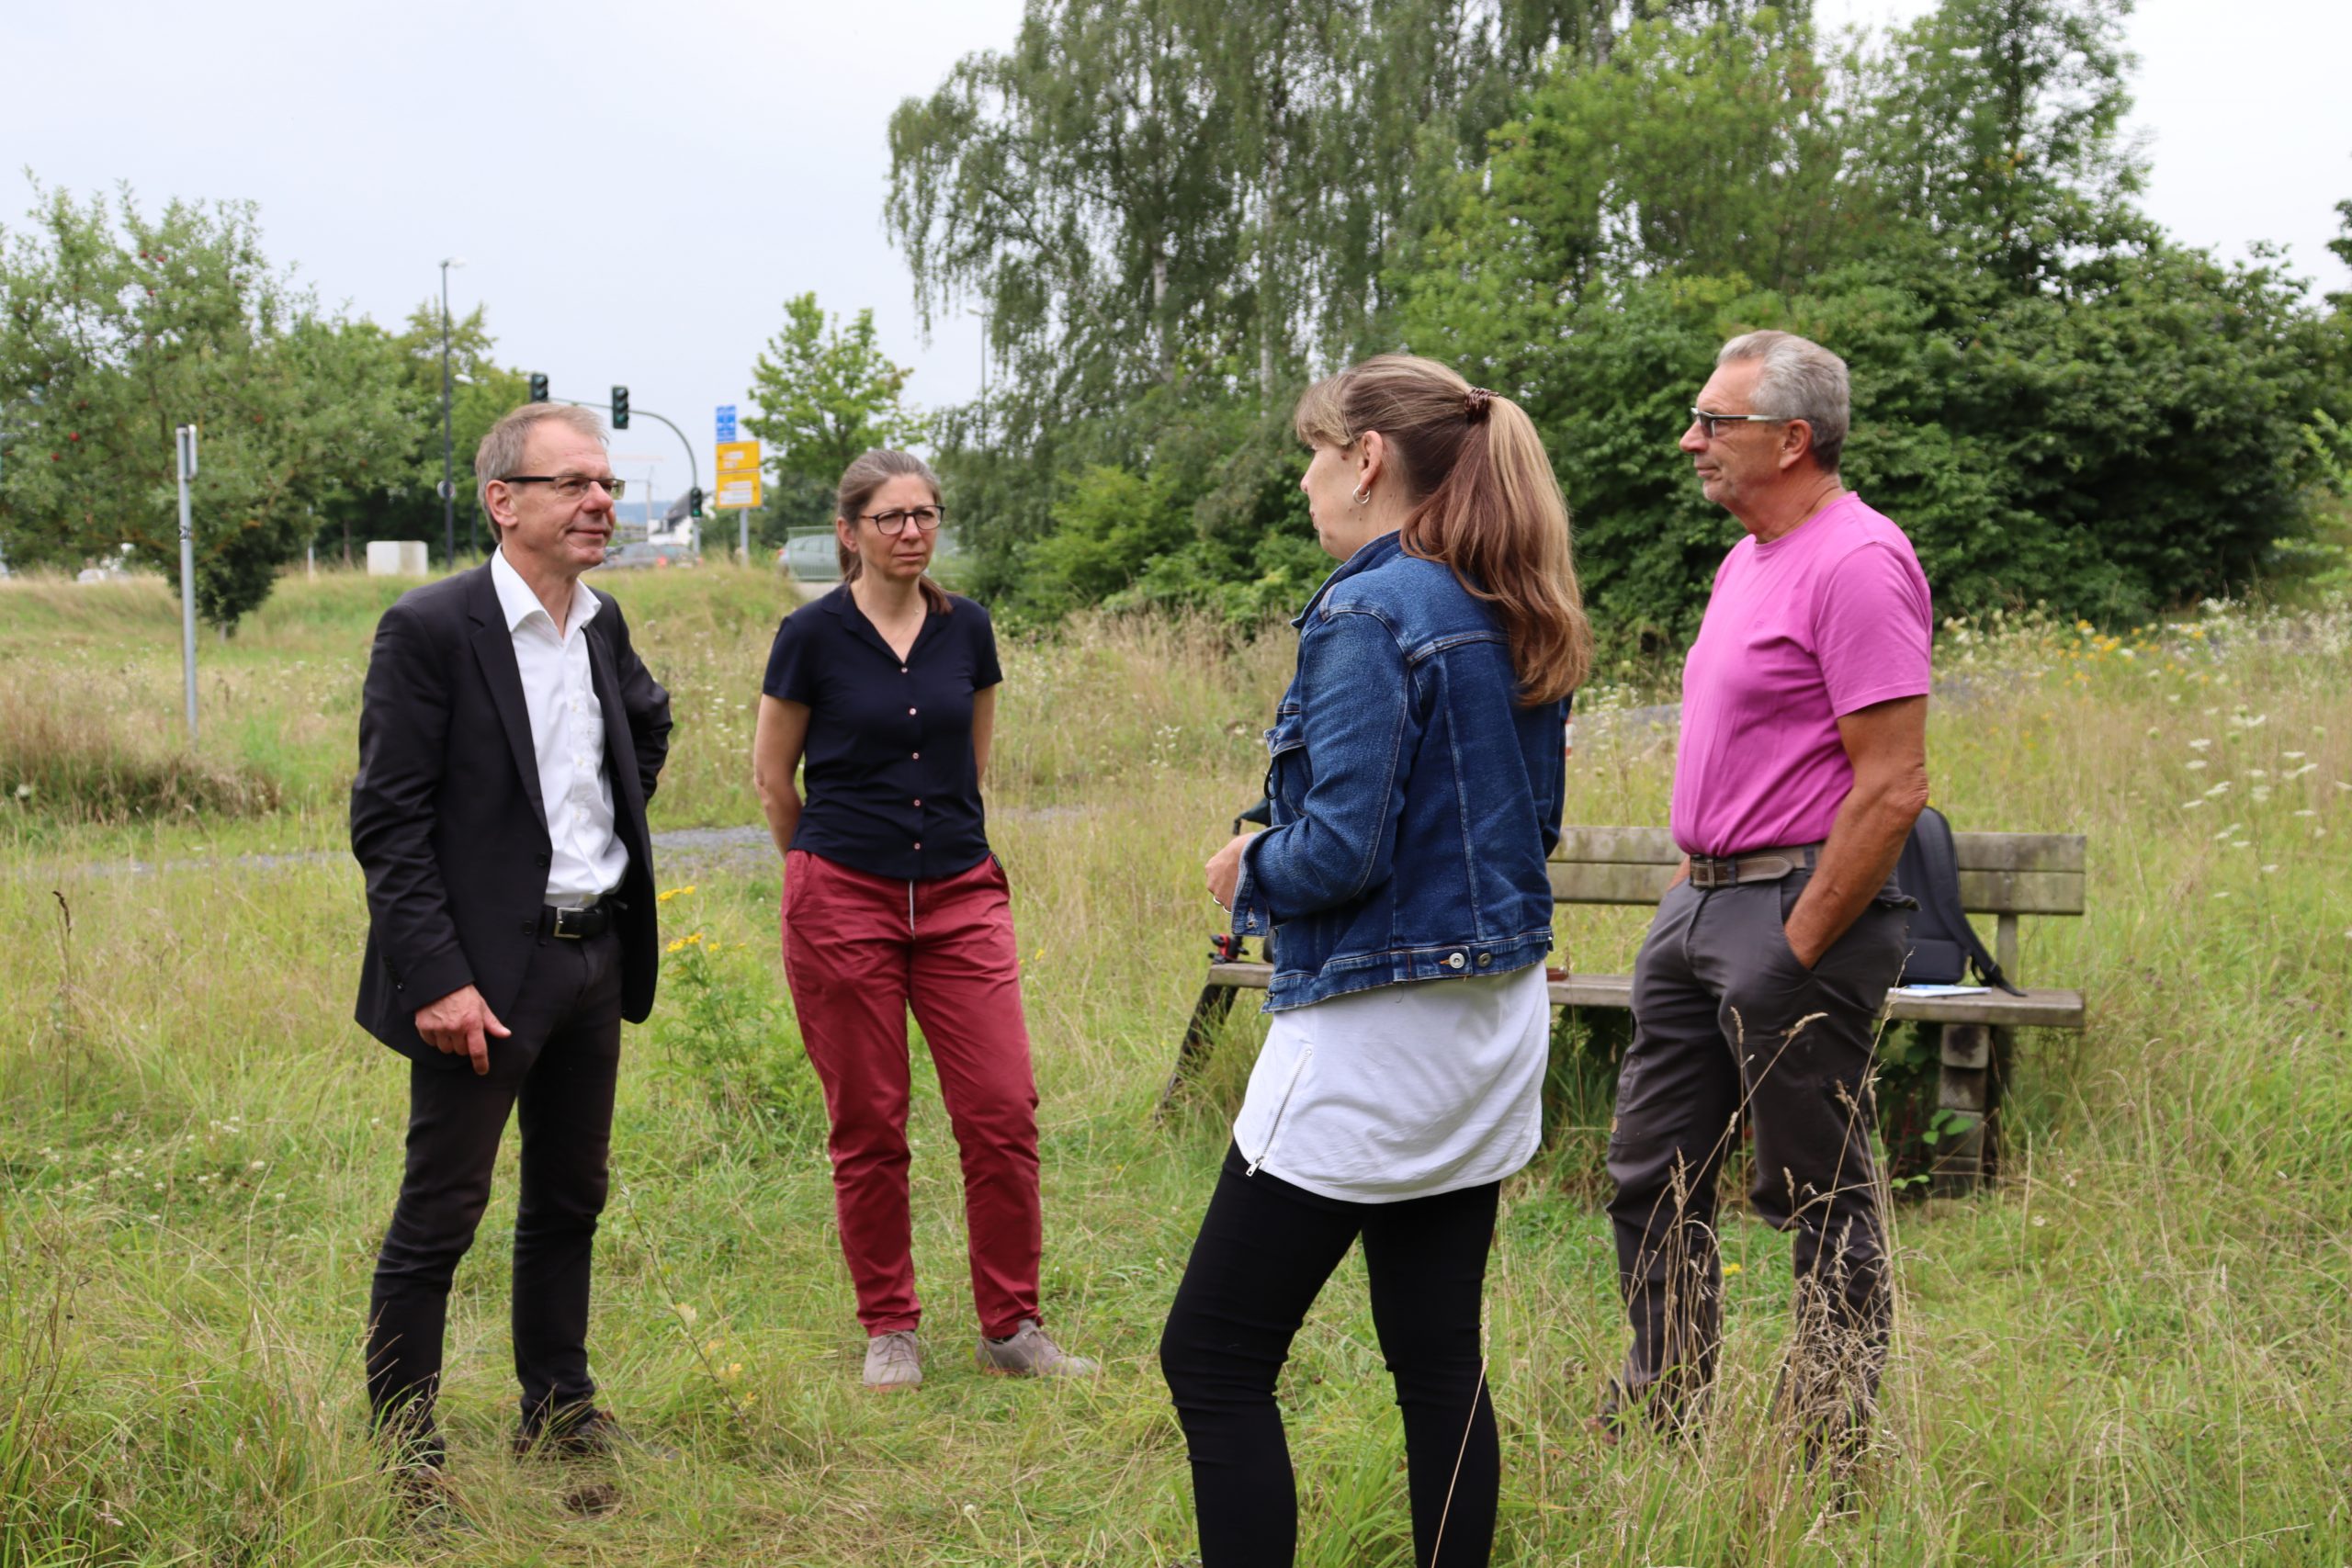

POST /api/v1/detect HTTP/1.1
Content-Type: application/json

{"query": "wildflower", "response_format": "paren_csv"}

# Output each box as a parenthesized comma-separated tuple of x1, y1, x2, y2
(11, 783, 29, 800)
(1723, 1261, 1744, 1277)
(665, 938, 688, 953)
(2294, 810, 2318, 818)
(2262, 864, 2279, 874)
(673, 1303, 698, 1326)
(657, 886, 699, 904)
(2031, 1215, 2048, 1228)
(2186, 761, 2208, 771)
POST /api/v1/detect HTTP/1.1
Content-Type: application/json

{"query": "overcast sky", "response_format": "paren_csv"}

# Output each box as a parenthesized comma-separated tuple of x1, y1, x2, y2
(9, 0, 2346, 491)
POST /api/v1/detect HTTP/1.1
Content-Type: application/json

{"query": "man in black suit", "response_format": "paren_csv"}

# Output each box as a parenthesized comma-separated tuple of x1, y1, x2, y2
(352, 402, 672, 1482)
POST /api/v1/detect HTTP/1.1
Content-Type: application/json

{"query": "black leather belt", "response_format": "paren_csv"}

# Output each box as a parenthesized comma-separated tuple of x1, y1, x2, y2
(543, 903, 613, 940)
(1686, 841, 1822, 889)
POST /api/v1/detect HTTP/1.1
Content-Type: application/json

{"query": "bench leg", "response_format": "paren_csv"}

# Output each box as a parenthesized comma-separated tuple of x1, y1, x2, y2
(1157, 983, 1239, 1119)
(1929, 1022, 1994, 1196)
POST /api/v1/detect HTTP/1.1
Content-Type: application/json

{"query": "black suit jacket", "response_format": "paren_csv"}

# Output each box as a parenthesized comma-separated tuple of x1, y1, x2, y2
(350, 562, 673, 1065)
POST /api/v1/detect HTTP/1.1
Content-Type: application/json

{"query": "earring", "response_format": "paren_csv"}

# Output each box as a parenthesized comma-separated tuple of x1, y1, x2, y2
(1351, 484, 1371, 507)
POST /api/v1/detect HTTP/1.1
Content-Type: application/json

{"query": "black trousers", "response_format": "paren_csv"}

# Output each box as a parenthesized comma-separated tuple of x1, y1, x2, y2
(1160, 1145, 1500, 1568)
(366, 927, 623, 1454)
(1605, 866, 1910, 1438)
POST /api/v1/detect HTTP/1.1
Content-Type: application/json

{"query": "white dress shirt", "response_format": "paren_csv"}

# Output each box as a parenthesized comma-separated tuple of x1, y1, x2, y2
(1231, 963, 1550, 1202)
(491, 547, 629, 905)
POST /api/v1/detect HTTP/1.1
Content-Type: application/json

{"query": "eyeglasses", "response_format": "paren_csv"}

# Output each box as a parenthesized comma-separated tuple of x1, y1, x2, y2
(503, 474, 628, 500)
(858, 505, 945, 536)
(1689, 408, 1789, 441)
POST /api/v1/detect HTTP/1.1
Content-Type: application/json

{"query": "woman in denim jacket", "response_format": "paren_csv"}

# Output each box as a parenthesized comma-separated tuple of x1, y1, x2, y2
(1161, 355, 1591, 1567)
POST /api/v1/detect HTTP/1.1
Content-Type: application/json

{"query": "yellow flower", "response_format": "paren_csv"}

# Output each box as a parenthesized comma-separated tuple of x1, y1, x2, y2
(657, 885, 699, 905)
(1723, 1262, 1744, 1276)
(665, 938, 688, 954)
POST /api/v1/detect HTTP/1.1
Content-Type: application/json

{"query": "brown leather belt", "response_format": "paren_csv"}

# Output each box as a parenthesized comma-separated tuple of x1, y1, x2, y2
(1686, 841, 1822, 890)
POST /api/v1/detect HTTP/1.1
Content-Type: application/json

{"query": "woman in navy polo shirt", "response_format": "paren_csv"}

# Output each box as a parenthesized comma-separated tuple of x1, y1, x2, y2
(751, 448, 1092, 1392)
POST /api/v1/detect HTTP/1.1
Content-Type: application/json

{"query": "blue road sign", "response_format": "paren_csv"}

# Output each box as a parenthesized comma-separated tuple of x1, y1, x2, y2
(716, 404, 738, 443)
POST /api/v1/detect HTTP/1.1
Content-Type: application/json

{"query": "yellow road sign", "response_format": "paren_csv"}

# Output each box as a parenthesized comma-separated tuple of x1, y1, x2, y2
(714, 439, 762, 510)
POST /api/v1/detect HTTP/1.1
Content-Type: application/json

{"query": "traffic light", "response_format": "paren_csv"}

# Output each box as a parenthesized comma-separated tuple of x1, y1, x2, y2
(688, 486, 705, 519)
(610, 385, 630, 430)
(527, 372, 549, 403)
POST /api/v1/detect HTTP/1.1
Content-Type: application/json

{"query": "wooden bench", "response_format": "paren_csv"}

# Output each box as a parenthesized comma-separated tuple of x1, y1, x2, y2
(1162, 825, 2086, 1194)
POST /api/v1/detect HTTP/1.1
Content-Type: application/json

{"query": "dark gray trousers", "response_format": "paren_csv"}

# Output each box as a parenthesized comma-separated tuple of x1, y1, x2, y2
(366, 928, 623, 1456)
(1604, 865, 1910, 1437)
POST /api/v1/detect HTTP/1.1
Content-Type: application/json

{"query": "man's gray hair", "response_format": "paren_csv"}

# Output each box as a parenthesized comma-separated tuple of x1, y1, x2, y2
(1718, 330, 1849, 472)
(474, 403, 608, 513)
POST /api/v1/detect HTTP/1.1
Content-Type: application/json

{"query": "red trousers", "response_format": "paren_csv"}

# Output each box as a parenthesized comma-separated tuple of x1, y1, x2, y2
(782, 850, 1042, 1338)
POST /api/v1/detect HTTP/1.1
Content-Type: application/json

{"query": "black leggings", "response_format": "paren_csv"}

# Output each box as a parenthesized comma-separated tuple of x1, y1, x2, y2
(1159, 1145, 1500, 1568)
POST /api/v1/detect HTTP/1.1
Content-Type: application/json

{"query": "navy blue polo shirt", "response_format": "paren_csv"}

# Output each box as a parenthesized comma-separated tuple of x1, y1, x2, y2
(762, 585, 1004, 882)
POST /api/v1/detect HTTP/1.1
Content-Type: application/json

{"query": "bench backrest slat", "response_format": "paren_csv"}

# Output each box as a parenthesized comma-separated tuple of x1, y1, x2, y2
(1549, 826, 2086, 915)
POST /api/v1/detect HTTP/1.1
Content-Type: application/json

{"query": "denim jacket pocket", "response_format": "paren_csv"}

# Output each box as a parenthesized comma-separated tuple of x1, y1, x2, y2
(1263, 705, 1307, 820)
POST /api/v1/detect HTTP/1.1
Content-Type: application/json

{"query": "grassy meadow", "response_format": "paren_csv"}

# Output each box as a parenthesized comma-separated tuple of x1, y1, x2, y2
(2, 565, 2349, 1566)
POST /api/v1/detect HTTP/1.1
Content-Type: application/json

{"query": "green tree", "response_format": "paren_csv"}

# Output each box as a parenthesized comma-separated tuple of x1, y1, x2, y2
(1856, 0, 2149, 293)
(1398, 6, 1877, 380)
(888, 0, 1724, 609)
(742, 294, 925, 504)
(2327, 197, 2351, 312)
(1388, 0, 2342, 639)
(0, 183, 416, 627)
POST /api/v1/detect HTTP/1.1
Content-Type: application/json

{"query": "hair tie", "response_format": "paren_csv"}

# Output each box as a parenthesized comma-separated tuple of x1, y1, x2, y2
(1465, 388, 1495, 423)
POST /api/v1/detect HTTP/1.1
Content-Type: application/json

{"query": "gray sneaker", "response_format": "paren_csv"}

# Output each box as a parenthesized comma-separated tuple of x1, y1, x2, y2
(862, 1329, 923, 1391)
(976, 1319, 1097, 1379)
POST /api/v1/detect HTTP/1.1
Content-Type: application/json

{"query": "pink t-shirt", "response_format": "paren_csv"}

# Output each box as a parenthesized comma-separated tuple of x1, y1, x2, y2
(1669, 493, 1931, 857)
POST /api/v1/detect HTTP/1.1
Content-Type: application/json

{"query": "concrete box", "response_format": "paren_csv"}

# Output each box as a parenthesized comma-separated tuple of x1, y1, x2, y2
(367, 540, 429, 577)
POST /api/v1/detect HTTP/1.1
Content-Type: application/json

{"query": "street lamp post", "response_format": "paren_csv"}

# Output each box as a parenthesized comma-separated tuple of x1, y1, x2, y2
(439, 256, 467, 569)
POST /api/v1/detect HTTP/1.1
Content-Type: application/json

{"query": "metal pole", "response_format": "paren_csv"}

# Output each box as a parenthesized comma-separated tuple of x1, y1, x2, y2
(440, 261, 456, 570)
(550, 396, 696, 494)
(175, 424, 199, 741)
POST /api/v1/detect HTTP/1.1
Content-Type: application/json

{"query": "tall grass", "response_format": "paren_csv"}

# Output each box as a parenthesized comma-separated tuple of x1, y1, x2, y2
(1, 574, 2347, 1563)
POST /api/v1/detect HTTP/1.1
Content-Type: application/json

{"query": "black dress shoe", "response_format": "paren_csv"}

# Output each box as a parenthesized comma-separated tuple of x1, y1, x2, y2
(512, 1404, 673, 1461)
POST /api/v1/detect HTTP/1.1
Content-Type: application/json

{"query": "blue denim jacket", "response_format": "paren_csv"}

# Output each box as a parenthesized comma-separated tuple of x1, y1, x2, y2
(1231, 531, 1567, 1010)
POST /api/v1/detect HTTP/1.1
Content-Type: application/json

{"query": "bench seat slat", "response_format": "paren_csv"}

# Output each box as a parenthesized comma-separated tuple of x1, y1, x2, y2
(1201, 962, 2085, 1030)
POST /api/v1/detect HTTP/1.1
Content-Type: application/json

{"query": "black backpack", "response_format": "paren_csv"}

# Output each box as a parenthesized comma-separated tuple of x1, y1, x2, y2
(1894, 806, 2023, 995)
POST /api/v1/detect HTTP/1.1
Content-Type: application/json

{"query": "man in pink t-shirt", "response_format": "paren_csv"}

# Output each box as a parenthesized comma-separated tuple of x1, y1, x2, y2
(1601, 331, 1931, 1467)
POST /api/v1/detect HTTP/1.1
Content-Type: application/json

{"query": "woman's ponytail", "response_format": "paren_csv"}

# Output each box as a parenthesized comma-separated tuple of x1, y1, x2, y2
(1295, 355, 1591, 704)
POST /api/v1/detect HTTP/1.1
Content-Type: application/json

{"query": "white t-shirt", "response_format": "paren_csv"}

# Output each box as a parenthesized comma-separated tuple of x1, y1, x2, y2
(1231, 964, 1550, 1202)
